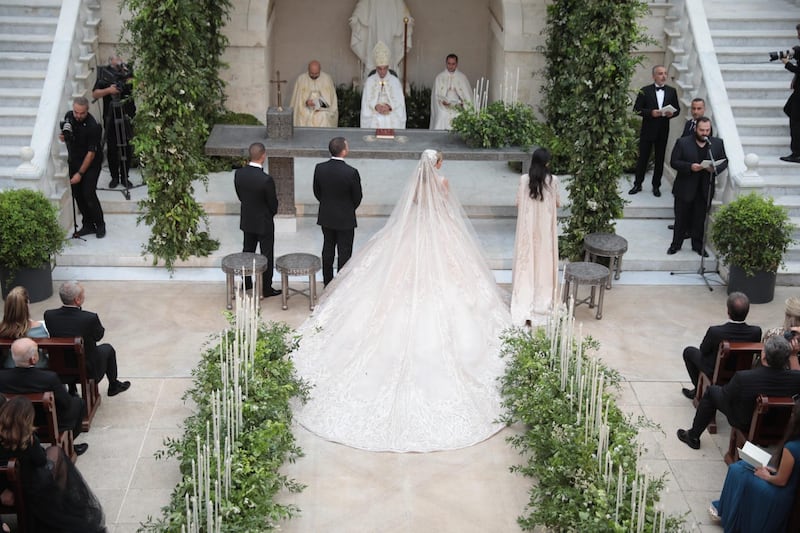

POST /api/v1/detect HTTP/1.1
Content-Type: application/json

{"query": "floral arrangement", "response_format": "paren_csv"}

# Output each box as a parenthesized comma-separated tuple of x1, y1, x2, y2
(500, 304, 684, 531)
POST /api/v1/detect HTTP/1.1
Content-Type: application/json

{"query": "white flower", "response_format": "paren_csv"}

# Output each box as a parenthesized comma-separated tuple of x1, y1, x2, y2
(586, 200, 599, 211)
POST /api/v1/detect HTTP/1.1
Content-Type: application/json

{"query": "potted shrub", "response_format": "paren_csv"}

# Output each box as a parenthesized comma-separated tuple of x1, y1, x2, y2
(710, 192, 794, 303)
(0, 188, 67, 302)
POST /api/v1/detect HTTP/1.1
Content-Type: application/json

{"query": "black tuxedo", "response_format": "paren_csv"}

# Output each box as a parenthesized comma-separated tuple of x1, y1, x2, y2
(234, 163, 279, 293)
(785, 58, 800, 155)
(669, 134, 728, 250)
(681, 118, 713, 138)
(682, 321, 763, 386)
(633, 84, 680, 189)
(0, 367, 83, 435)
(44, 305, 118, 385)
(313, 158, 363, 285)
(689, 365, 800, 438)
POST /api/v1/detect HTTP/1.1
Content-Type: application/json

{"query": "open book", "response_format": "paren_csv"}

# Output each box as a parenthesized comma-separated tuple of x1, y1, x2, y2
(659, 104, 677, 115)
(700, 158, 726, 170)
(738, 441, 772, 469)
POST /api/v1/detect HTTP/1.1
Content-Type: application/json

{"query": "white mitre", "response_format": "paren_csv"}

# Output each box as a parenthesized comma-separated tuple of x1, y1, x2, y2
(373, 41, 391, 68)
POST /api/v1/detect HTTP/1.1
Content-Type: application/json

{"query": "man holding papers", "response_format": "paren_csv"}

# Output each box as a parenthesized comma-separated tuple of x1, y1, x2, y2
(667, 117, 727, 256)
(629, 65, 680, 197)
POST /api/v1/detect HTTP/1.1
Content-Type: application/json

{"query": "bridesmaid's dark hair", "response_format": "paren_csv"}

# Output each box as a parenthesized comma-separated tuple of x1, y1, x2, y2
(528, 148, 552, 201)
(772, 400, 800, 468)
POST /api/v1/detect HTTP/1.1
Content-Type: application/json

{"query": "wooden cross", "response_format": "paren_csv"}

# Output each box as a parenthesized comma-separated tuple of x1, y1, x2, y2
(270, 70, 288, 109)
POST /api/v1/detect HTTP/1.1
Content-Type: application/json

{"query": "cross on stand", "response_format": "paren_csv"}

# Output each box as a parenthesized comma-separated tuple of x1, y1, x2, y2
(270, 70, 288, 110)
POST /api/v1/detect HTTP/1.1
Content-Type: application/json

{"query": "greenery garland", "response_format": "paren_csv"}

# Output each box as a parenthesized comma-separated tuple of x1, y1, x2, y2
(123, 0, 229, 269)
(541, 0, 650, 259)
(142, 320, 307, 532)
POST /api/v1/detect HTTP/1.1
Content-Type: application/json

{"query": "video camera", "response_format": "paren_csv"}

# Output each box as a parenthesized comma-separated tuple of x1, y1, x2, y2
(97, 63, 133, 98)
(769, 45, 800, 62)
(59, 116, 75, 145)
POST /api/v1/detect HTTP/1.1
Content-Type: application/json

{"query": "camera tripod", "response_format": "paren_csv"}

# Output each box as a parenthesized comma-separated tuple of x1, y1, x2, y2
(100, 97, 142, 200)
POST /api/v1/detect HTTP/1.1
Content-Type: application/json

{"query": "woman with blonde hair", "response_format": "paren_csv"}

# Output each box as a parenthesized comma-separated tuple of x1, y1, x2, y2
(0, 286, 48, 368)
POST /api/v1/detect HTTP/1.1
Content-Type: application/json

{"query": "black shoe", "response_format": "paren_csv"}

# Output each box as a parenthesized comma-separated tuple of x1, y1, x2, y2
(779, 154, 800, 163)
(681, 387, 696, 400)
(628, 185, 642, 195)
(653, 188, 661, 197)
(74, 225, 96, 237)
(263, 287, 282, 298)
(122, 180, 134, 188)
(693, 247, 709, 257)
(108, 179, 119, 188)
(667, 245, 680, 255)
(668, 224, 674, 230)
(677, 429, 700, 449)
(74, 443, 89, 456)
(108, 380, 131, 397)
(95, 223, 106, 239)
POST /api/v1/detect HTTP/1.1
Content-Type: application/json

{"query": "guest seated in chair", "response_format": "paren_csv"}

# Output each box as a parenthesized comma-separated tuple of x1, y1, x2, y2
(710, 398, 800, 531)
(677, 336, 800, 450)
(0, 286, 49, 369)
(44, 281, 130, 397)
(763, 295, 800, 370)
(681, 291, 762, 400)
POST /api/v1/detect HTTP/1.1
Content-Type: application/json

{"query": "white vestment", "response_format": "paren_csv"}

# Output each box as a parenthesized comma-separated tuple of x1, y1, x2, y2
(350, 0, 413, 74)
(291, 150, 510, 452)
(360, 72, 406, 129)
(430, 68, 472, 130)
(290, 71, 338, 127)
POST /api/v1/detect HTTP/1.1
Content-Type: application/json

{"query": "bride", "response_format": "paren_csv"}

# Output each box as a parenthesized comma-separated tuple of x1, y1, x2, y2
(291, 149, 511, 452)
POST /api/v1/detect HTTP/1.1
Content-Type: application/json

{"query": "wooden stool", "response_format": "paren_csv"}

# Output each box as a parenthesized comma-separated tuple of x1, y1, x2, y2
(275, 253, 322, 311)
(563, 262, 610, 320)
(583, 233, 628, 289)
(221, 252, 269, 310)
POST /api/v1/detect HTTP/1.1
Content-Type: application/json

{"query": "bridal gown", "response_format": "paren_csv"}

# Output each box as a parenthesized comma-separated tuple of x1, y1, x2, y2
(291, 150, 511, 452)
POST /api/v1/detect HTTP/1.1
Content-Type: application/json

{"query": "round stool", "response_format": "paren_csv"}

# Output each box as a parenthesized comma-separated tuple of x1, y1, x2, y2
(275, 253, 322, 311)
(563, 261, 610, 320)
(221, 252, 270, 309)
(583, 233, 628, 289)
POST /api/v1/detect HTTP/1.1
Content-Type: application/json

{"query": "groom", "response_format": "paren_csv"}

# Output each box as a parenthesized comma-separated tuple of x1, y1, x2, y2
(313, 137, 363, 286)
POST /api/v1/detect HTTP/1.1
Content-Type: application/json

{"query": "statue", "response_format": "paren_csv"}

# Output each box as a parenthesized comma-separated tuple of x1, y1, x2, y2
(349, 0, 413, 76)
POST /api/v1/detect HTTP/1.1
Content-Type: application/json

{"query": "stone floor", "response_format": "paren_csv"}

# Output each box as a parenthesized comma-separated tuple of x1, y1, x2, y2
(22, 278, 797, 532)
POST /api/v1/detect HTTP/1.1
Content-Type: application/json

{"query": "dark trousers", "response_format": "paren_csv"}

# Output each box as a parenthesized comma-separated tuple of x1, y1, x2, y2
(672, 196, 707, 250)
(242, 231, 275, 294)
(321, 226, 355, 285)
(683, 346, 715, 388)
(89, 343, 117, 384)
(70, 165, 104, 227)
(689, 385, 743, 439)
(791, 113, 800, 155)
(634, 136, 668, 188)
(105, 115, 133, 182)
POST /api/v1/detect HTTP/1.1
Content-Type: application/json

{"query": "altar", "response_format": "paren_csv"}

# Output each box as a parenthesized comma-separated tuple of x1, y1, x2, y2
(205, 125, 531, 231)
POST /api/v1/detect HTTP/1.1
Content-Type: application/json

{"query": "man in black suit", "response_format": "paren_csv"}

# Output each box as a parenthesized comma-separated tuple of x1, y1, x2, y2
(44, 281, 130, 397)
(779, 23, 800, 163)
(0, 338, 88, 455)
(668, 117, 727, 256)
(681, 97, 710, 138)
(313, 137, 363, 286)
(234, 142, 280, 297)
(629, 65, 680, 197)
(681, 292, 762, 400)
(677, 335, 800, 449)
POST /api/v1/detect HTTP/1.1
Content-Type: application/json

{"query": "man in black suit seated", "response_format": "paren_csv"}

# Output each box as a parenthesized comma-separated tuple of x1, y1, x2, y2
(234, 142, 280, 298)
(313, 136, 364, 286)
(677, 336, 800, 449)
(44, 281, 130, 397)
(681, 291, 762, 400)
(629, 64, 680, 197)
(0, 338, 88, 455)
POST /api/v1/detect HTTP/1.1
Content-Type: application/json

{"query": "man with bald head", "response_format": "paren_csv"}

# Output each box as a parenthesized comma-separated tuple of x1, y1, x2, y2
(290, 60, 338, 127)
(0, 338, 87, 455)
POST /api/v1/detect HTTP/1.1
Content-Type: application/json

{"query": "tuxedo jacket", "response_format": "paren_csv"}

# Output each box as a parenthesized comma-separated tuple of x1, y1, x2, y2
(721, 365, 800, 429)
(786, 60, 800, 119)
(670, 134, 728, 203)
(698, 322, 762, 362)
(313, 158, 363, 230)
(44, 306, 105, 358)
(682, 119, 714, 138)
(0, 367, 82, 432)
(234, 164, 279, 236)
(633, 84, 680, 141)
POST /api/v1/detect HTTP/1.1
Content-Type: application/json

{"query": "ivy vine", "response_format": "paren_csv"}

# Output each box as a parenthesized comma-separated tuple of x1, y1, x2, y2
(122, 0, 230, 268)
(542, 0, 651, 259)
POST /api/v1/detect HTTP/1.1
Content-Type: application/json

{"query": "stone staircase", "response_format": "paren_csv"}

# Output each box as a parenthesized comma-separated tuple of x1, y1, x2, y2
(0, 0, 59, 189)
(704, 0, 800, 282)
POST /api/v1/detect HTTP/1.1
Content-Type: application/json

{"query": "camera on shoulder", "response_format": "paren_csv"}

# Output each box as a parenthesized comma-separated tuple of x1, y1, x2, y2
(769, 45, 800, 62)
(59, 118, 74, 144)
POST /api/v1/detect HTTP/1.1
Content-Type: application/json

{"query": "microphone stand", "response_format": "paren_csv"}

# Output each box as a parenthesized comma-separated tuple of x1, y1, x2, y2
(670, 137, 722, 290)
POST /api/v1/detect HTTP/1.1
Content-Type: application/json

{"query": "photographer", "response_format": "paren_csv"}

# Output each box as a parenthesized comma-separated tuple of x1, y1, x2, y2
(92, 55, 136, 188)
(779, 23, 800, 164)
(61, 96, 105, 238)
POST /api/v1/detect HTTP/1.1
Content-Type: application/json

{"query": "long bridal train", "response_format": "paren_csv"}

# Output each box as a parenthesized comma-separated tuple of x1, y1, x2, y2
(291, 150, 511, 453)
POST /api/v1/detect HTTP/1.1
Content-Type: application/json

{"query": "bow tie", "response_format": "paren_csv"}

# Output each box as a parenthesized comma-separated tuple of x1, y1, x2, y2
(655, 86, 664, 92)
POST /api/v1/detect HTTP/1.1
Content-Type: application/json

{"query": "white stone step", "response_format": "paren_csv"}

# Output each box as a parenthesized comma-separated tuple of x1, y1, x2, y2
(0, 33, 53, 53)
(741, 135, 796, 156)
(0, 0, 61, 18)
(0, 68, 44, 88)
(0, 86, 41, 107)
(0, 51, 49, 70)
(716, 47, 783, 65)
(0, 105, 37, 126)
(0, 15, 56, 35)
(729, 98, 787, 118)
(710, 29, 798, 47)
(720, 63, 796, 81)
(735, 117, 790, 137)
(725, 80, 794, 100)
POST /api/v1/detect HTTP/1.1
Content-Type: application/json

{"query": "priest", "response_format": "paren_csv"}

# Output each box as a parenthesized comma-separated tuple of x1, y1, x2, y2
(430, 53, 472, 130)
(290, 60, 338, 127)
(360, 41, 406, 129)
